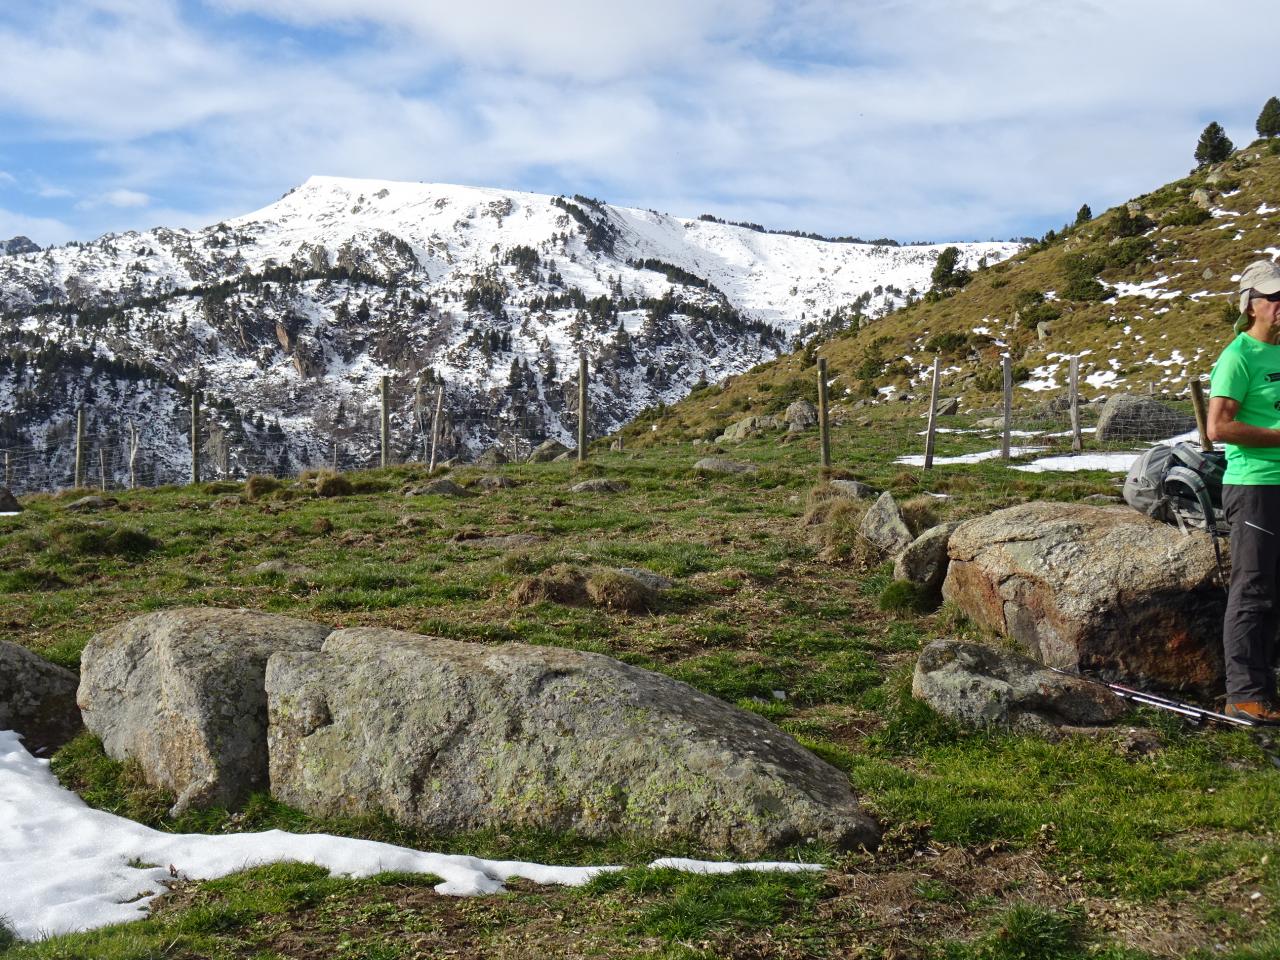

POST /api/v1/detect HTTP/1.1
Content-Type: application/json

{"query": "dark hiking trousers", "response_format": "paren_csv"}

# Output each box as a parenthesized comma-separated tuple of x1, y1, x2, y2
(1223, 484, 1280, 703)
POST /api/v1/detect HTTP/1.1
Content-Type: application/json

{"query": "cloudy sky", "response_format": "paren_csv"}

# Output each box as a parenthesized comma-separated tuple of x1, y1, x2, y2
(0, 0, 1275, 247)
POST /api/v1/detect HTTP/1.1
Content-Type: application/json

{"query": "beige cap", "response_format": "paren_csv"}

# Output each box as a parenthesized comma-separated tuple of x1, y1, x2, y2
(1238, 259, 1280, 313)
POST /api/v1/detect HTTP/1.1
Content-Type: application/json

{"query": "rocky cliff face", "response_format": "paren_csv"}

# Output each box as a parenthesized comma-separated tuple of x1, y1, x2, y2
(0, 177, 1016, 488)
(0, 236, 40, 257)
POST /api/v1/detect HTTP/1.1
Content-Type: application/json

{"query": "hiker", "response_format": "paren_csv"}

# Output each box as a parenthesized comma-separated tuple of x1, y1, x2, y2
(1207, 259, 1280, 724)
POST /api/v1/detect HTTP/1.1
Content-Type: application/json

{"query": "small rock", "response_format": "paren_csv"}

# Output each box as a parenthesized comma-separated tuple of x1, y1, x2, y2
(211, 495, 242, 510)
(860, 491, 915, 556)
(553, 451, 576, 462)
(936, 397, 960, 416)
(613, 567, 674, 591)
(474, 475, 516, 490)
(694, 457, 758, 476)
(250, 560, 317, 580)
(893, 522, 961, 592)
(828, 479, 877, 499)
(527, 440, 569, 463)
(0, 487, 22, 513)
(912, 639, 1125, 730)
(405, 478, 468, 497)
(570, 479, 628, 494)
(1036, 321, 1053, 342)
(65, 495, 116, 512)
(609, 439, 624, 452)
(1190, 187, 1213, 210)
(1202, 267, 1215, 281)
(461, 533, 545, 550)
(783, 400, 819, 430)
(975, 416, 1007, 429)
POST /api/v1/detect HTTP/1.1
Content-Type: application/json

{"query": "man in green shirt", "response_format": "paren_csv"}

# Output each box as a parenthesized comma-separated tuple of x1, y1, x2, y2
(1208, 259, 1280, 724)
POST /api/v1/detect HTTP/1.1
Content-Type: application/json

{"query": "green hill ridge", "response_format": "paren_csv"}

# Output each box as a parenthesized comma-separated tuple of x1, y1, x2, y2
(631, 138, 1280, 445)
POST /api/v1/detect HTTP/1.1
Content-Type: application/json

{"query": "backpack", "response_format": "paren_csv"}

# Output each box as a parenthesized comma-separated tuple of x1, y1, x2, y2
(1123, 441, 1229, 534)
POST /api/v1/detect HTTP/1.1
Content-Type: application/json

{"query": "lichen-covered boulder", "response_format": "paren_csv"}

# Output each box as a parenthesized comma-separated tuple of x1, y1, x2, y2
(266, 628, 879, 856)
(528, 440, 569, 463)
(0, 640, 81, 753)
(860, 491, 914, 556)
(78, 608, 332, 813)
(913, 639, 1124, 730)
(942, 502, 1224, 693)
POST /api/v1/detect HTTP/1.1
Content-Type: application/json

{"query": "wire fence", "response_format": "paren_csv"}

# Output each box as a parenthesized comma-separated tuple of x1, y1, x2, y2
(0, 402, 574, 497)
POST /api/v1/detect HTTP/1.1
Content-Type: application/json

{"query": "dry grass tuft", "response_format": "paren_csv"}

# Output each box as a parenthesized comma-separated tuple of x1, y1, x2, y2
(313, 471, 354, 498)
(900, 495, 940, 536)
(511, 563, 589, 606)
(585, 569, 658, 612)
(244, 475, 282, 501)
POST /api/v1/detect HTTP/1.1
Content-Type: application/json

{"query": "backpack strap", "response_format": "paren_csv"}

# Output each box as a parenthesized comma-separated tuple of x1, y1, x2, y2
(1166, 464, 1217, 527)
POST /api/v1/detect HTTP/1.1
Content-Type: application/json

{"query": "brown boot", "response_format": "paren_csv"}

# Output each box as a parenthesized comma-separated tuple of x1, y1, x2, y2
(1225, 701, 1280, 726)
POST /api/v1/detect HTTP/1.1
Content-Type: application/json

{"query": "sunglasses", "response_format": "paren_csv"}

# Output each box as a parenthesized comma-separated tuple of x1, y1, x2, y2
(1253, 291, 1280, 304)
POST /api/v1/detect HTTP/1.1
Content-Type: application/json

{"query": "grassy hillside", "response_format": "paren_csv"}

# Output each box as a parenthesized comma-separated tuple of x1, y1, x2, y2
(1, 416, 1278, 958)
(630, 139, 1280, 446)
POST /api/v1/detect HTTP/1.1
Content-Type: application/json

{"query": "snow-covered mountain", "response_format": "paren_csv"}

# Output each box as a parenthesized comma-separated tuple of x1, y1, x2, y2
(0, 177, 1017, 488)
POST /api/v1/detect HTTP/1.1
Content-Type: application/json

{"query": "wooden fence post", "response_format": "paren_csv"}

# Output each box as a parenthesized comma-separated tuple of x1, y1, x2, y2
(429, 385, 444, 472)
(190, 390, 200, 485)
(380, 375, 391, 469)
(4, 450, 10, 487)
(923, 356, 942, 470)
(817, 357, 832, 469)
(1001, 356, 1013, 461)
(128, 421, 139, 490)
(1069, 356, 1083, 453)
(75, 407, 85, 488)
(1191, 379, 1213, 451)
(98, 449, 106, 491)
(577, 350, 588, 464)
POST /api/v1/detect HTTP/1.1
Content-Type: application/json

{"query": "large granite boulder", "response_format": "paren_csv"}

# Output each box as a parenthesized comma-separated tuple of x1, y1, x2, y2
(0, 640, 82, 753)
(266, 628, 879, 856)
(942, 503, 1224, 693)
(1095, 395, 1196, 442)
(78, 609, 332, 813)
(913, 639, 1125, 730)
(0, 486, 21, 513)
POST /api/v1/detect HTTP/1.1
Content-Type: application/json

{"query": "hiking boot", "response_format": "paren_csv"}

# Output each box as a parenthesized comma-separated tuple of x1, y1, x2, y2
(1225, 701, 1280, 726)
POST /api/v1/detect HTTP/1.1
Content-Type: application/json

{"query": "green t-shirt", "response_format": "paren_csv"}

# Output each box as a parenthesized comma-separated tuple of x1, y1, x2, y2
(1209, 332, 1280, 484)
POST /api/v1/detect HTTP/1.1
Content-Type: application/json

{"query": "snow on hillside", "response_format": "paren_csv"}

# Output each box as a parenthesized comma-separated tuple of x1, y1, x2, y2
(0, 176, 1017, 487)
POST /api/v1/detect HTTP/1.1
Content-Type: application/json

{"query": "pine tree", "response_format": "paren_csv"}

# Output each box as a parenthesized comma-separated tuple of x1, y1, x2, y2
(1075, 203, 1093, 225)
(1258, 97, 1280, 138)
(1195, 122, 1234, 167)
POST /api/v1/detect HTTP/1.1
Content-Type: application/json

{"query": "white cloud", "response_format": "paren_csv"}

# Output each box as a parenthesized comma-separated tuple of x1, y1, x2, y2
(0, 207, 75, 246)
(0, 0, 1276, 243)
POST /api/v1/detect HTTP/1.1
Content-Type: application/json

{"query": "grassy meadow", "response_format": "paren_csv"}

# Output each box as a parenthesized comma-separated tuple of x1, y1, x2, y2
(1, 407, 1278, 959)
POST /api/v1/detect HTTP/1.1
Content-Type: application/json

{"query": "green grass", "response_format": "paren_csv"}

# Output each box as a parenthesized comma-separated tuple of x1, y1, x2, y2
(3, 414, 1279, 956)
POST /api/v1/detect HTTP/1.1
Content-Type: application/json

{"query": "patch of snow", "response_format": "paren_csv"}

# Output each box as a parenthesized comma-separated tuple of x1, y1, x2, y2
(0, 731, 820, 941)
(895, 445, 1043, 466)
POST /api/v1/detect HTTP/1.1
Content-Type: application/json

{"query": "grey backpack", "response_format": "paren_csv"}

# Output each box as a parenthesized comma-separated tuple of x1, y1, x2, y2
(1123, 441, 1228, 534)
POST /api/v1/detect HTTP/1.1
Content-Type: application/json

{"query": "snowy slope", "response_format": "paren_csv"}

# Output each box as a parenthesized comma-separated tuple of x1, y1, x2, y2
(0, 177, 1018, 486)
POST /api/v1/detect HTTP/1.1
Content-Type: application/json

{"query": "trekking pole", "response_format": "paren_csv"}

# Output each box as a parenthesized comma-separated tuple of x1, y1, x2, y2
(1049, 668, 1255, 727)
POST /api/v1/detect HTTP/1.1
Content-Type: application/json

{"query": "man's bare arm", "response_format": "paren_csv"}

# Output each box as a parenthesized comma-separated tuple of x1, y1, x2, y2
(1208, 396, 1280, 446)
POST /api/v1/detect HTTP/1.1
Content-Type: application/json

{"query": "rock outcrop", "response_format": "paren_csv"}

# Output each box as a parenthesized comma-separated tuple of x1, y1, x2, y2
(0, 641, 82, 753)
(78, 608, 332, 813)
(913, 639, 1125, 730)
(0, 486, 21, 513)
(694, 457, 758, 476)
(942, 503, 1224, 693)
(266, 628, 879, 856)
